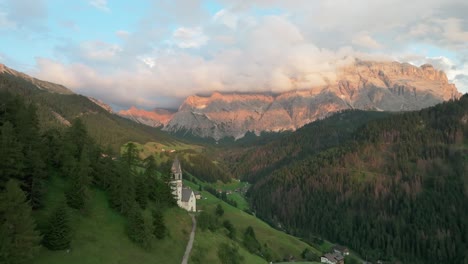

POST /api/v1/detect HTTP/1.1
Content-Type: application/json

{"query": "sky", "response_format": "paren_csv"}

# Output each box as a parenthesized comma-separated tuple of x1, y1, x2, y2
(0, 0, 467, 110)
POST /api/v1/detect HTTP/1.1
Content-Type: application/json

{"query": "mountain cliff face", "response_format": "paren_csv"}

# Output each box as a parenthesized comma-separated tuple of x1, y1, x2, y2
(121, 60, 461, 140)
(118, 107, 175, 127)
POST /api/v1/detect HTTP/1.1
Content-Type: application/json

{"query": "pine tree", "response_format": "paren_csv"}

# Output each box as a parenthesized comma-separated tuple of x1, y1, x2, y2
(0, 180, 41, 264)
(143, 155, 158, 177)
(135, 175, 149, 209)
(66, 147, 91, 210)
(127, 203, 152, 248)
(243, 226, 261, 254)
(43, 202, 71, 250)
(23, 148, 46, 209)
(152, 178, 176, 207)
(152, 210, 166, 239)
(116, 161, 136, 215)
(215, 204, 224, 217)
(0, 122, 24, 187)
(217, 243, 244, 264)
(66, 119, 89, 159)
(122, 142, 139, 168)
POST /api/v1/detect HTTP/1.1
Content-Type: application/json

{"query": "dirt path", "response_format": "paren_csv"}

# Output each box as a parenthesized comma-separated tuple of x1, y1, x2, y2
(181, 214, 196, 264)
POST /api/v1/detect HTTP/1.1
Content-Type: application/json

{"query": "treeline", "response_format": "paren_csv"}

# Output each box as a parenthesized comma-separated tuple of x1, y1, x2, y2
(249, 96, 468, 263)
(0, 92, 175, 263)
(204, 186, 238, 208)
(181, 154, 231, 183)
(222, 110, 389, 183)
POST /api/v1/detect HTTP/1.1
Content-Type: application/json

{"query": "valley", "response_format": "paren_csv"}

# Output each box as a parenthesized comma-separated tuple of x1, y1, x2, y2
(1, 54, 467, 264)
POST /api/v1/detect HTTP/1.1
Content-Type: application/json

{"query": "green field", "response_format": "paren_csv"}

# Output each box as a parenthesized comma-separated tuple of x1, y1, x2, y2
(185, 179, 322, 263)
(33, 176, 192, 264)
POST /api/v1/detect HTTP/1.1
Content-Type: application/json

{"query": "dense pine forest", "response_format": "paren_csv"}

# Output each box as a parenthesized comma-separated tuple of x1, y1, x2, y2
(0, 92, 176, 264)
(223, 110, 391, 183)
(248, 95, 468, 263)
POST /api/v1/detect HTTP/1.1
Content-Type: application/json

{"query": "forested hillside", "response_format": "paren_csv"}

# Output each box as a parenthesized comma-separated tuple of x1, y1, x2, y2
(0, 92, 185, 263)
(0, 71, 176, 151)
(222, 110, 390, 183)
(248, 95, 468, 263)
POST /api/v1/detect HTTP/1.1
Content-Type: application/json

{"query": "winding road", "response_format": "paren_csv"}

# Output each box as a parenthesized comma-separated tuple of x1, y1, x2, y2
(181, 214, 196, 264)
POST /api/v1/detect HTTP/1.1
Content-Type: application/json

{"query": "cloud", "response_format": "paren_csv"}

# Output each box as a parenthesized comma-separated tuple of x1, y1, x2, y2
(352, 31, 383, 49)
(116, 30, 130, 39)
(17, 0, 468, 108)
(34, 16, 370, 109)
(3, 0, 47, 30)
(213, 9, 239, 29)
(89, 0, 110, 12)
(172, 27, 209, 49)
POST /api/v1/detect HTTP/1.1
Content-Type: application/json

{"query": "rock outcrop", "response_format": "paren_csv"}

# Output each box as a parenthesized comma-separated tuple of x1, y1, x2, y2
(88, 97, 114, 113)
(121, 60, 461, 140)
(118, 107, 175, 127)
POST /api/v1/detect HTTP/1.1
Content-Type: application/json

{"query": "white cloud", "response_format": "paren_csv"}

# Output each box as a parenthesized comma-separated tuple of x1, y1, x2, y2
(3, 0, 47, 30)
(80, 41, 122, 61)
(89, 0, 110, 12)
(213, 9, 239, 29)
(22, 0, 468, 108)
(116, 30, 130, 39)
(352, 31, 383, 49)
(172, 27, 209, 48)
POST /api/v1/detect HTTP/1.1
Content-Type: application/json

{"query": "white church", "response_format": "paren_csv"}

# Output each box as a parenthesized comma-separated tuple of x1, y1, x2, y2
(170, 157, 196, 212)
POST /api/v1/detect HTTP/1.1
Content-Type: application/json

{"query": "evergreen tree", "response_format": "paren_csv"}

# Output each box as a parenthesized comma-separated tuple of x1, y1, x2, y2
(243, 226, 261, 254)
(0, 180, 41, 264)
(66, 147, 91, 210)
(43, 202, 71, 250)
(66, 119, 89, 159)
(122, 142, 139, 168)
(109, 161, 136, 215)
(126, 203, 152, 249)
(0, 122, 24, 187)
(23, 148, 46, 209)
(135, 174, 149, 209)
(217, 243, 244, 264)
(223, 220, 236, 239)
(152, 210, 166, 239)
(215, 204, 224, 217)
(143, 155, 158, 177)
(151, 178, 177, 207)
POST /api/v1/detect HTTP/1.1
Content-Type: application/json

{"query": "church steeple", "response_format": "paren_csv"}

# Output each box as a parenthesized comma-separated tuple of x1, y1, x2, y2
(171, 156, 182, 181)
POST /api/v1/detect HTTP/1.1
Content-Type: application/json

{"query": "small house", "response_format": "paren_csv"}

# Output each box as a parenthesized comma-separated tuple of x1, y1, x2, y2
(321, 253, 344, 264)
(332, 245, 350, 256)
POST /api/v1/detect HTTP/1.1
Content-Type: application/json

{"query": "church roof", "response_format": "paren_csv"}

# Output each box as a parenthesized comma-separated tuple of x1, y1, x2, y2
(171, 157, 182, 174)
(181, 188, 193, 202)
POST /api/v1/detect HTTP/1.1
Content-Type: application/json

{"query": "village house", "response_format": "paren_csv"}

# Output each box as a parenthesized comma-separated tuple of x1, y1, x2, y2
(332, 245, 350, 256)
(321, 252, 344, 264)
(170, 157, 196, 212)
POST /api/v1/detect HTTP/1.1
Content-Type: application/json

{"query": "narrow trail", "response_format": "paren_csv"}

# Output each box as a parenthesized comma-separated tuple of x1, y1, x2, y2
(181, 214, 196, 264)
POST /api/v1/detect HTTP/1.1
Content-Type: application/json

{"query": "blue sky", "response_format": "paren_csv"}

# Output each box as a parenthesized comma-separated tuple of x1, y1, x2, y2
(0, 0, 467, 109)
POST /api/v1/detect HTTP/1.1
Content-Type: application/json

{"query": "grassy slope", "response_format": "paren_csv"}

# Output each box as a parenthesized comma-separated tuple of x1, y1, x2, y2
(33, 176, 192, 264)
(184, 180, 321, 263)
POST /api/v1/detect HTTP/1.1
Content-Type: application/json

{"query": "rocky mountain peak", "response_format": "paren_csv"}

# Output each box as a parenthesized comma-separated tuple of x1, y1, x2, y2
(118, 106, 175, 127)
(120, 60, 461, 140)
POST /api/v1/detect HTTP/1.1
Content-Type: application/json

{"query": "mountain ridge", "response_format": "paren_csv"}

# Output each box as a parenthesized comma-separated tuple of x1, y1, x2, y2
(120, 60, 461, 140)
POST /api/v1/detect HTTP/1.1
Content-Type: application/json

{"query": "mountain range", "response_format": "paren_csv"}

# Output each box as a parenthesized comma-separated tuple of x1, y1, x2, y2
(119, 60, 461, 140)
(0, 63, 175, 151)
